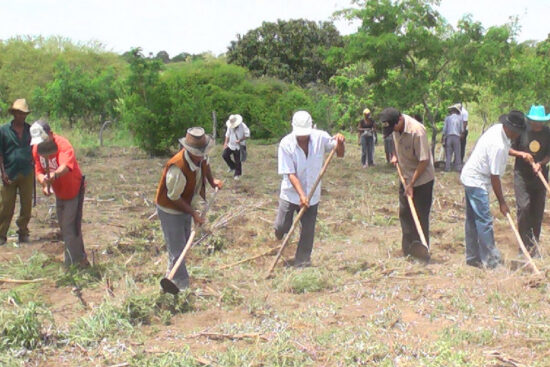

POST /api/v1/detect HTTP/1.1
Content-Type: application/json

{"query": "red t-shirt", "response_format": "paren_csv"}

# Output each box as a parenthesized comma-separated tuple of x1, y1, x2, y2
(32, 134, 83, 200)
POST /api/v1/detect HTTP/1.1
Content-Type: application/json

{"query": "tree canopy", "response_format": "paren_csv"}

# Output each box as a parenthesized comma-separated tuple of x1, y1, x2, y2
(227, 19, 344, 86)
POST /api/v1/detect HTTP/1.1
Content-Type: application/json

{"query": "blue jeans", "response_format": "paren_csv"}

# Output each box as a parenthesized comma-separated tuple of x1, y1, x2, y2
(464, 186, 502, 268)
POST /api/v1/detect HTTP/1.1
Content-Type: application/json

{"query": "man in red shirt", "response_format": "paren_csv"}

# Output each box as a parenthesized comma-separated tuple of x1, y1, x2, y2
(30, 120, 88, 267)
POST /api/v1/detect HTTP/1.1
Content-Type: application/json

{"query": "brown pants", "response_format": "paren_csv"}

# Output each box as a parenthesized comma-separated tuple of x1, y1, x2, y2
(0, 172, 34, 239)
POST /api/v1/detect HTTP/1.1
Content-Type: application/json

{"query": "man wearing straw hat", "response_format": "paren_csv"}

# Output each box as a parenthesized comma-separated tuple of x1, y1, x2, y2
(274, 111, 345, 267)
(509, 105, 550, 258)
(380, 108, 434, 261)
(30, 120, 88, 267)
(0, 99, 34, 245)
(155, 127, 223, 290)
(222, 114, 250, 180)
(357, 108, 376, 168)
(442, 104, 464, 172)
(460, 110, 526, 268)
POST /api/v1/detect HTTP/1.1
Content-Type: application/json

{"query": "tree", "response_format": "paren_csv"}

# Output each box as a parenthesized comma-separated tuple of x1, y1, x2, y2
(227, 19, 344, 86)
(156, 51, 170, 63)
(334, 0, 477, 151)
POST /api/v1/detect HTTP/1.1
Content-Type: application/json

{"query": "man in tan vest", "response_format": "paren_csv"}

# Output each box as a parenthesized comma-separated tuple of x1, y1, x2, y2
(155, 127, 223, 291)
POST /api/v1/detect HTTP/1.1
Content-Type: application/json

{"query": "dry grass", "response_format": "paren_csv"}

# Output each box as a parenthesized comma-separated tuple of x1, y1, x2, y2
(0, 141, 548, 366)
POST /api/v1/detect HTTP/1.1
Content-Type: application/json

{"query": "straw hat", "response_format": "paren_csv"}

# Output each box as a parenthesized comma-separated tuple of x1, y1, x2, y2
(178, 127, 214, 157)
(8, 99, 30, 114)
(226, 114, 243, 129)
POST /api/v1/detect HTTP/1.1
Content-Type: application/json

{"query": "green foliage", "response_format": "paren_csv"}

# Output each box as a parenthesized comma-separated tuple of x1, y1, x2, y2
(120, 49, 318, 154)
(0, 301, 53, 351)
(285, 268, 330, 293)
(227, 19, 344, 86)
(0, 252, 56, 281)
(0, 36, 124, 120)
(68, 300, 134, 346)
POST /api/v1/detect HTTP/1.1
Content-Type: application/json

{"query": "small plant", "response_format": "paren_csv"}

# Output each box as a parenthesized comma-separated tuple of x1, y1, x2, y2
(220, 287, 244, 308)
(285, 268, 330, 294)
(129, 350, 199, 367)
(201, 235, 225, 255)
(0, 252, 56, 280)
(68, 300, 133, 347)
(0, 301, 53, 351)
(55, 263, 105, 289)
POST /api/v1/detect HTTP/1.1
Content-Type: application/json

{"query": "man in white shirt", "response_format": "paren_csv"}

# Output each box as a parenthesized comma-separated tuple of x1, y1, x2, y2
(222, 114, 250, 180)
(460, 111, 526, 268)
(155, 127, 223, 290)
(274, 111, 345, 267)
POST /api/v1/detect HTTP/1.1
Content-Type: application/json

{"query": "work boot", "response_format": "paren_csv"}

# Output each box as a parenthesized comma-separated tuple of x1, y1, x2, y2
(18, 234, 30, 244)
(0, 237, 6, 246)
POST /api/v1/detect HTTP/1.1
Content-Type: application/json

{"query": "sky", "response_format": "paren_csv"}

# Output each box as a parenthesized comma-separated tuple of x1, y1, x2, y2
(1, 0, 548, 57)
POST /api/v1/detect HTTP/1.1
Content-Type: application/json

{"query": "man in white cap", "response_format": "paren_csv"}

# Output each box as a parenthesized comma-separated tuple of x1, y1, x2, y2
(30, 120, 88, 267)
(155, 127, 223, 290)
(0, 99, 34, 245)
(222, 114, 250, 180)
(274, 111, 345, 267)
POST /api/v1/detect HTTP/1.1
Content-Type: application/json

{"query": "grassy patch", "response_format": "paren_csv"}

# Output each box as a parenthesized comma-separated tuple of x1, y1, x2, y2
(0, 252, 57, 280)
(282, 268, 331, 294)
(0, 301, 54, 351)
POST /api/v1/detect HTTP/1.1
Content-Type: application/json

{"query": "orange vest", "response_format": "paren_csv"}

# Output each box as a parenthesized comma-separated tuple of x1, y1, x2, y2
(155, 150, 207, 211)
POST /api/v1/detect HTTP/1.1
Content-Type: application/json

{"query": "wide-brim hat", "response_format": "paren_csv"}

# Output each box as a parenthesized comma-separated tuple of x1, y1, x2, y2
(526, 105, 550, 122)
(8, 99, 30, 114)
(226, 114, 243, 129)
(499, 110, 527, 134)
(448, 103, 462, 113)
(178, 127, 214, 157)
(292, 110, 313, 136)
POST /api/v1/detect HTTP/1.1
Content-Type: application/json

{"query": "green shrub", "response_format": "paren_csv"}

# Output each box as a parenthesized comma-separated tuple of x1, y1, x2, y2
(286, 268, 330, 294)
(0, 302, 53, 351)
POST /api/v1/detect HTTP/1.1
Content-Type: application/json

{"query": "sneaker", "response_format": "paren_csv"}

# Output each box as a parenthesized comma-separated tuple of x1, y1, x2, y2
(234, 175, 241, 180)
(18, 235, 30, 244)
(362, 164, 368, 168)
(227, 168, 235, 173)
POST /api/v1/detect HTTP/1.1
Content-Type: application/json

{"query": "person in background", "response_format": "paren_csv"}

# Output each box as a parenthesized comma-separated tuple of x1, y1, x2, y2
(0, 99, 34, 245)
(442, 104, 464, 172)
(222, 114, 250, 180)
(460, 110, 526, 268)
(509, 105, 550, 258)
(460, 103, 469, 163)
(275, 111, 345, 267)
(357, 108, 376, 168)
(30, 120, 88, 267)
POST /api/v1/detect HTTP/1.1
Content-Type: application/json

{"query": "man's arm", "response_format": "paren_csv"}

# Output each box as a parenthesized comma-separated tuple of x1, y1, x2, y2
(334, 133, 345, 157)
(404, 159, 429, 198)
(204, 163, 223, 189)
(0, 155, 10, 185)
(491, 174, 509, 216)
(509, 148, 534, 166)
(288, 173, 308, 208)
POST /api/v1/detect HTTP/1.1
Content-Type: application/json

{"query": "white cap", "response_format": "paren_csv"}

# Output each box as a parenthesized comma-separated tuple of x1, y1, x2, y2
(30, 121, 50, 145)
(292, 111, 313, 136)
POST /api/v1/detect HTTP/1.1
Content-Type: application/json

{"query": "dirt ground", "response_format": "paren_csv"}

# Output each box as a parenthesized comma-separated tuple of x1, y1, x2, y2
(0, 141, 549, 366)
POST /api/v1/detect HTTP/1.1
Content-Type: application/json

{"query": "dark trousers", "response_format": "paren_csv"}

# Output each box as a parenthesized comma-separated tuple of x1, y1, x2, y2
(274, 199, 318, 264)
(514, 170, 547, 255)
(222, 147, 242, 176)
(360, 134, 375, 166)
(399, 180, 433, 255)
(460, 130, 468, 162)
(384, 136, 394, 163)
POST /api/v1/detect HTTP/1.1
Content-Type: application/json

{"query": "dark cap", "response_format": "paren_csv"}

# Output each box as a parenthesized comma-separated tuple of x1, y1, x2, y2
(379, 107, 401, 138)
(499, 110, 527, 134)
